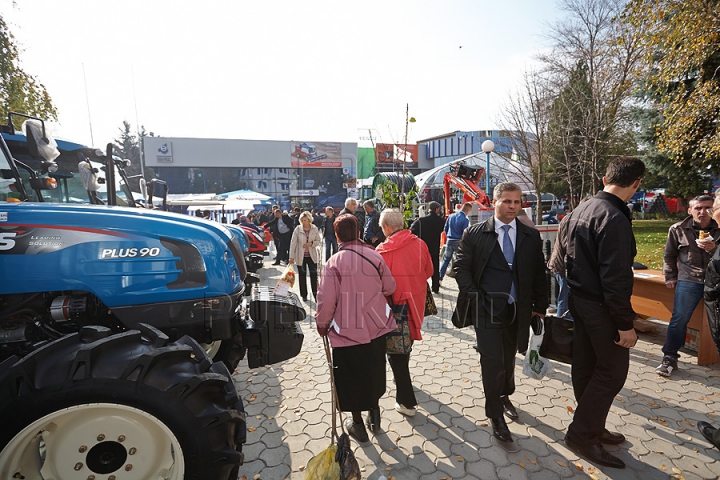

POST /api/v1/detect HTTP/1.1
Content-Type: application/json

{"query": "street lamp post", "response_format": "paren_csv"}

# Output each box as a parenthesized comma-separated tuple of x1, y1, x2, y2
(481, 140, 495, 200)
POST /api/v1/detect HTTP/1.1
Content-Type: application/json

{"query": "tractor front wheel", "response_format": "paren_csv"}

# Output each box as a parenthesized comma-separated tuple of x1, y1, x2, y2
(0, 324, 246, 480)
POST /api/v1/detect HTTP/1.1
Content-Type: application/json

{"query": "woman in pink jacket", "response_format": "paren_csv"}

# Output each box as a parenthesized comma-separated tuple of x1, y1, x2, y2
(315, 214, 396, 444)
(376, 208, 434, 418)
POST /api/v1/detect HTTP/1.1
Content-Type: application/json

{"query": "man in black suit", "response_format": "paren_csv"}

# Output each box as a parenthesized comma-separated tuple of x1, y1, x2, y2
(453, 182, 548, 444)
(410, 201, 445, 293)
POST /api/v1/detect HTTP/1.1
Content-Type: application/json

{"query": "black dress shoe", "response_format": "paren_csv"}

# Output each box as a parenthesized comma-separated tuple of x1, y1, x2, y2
(598, 429, 626, 445)
(698, 421, 720, 448)
(500, 395, 519, 420)
(490, 416, 513, 443)
(345, 418, 369, 443)
(366, 408, 381, 434)
(272, 261, 281, 266)
(565, 436, 625, 469)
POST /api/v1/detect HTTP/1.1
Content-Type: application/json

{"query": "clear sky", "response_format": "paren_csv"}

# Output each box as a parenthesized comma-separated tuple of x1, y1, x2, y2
(2, 0, 560, 148)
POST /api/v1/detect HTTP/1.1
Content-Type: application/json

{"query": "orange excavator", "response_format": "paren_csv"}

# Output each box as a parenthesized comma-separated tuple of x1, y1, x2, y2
(442, 161, 493, 219)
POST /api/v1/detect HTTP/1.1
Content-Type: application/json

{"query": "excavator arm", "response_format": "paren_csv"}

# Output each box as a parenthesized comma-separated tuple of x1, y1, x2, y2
(442, 163, 491, 216)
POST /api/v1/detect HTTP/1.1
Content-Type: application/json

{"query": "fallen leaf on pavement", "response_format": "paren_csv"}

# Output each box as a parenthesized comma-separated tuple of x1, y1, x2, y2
(556, 460, 567, 467)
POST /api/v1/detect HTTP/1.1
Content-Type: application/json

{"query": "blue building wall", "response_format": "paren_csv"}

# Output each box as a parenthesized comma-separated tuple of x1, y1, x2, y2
(423, 130, 518, 168)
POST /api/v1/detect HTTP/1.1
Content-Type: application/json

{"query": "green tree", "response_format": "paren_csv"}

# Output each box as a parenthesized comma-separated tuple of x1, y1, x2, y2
(499, 69, 554, 223)
(623, 0, 720, 171)
(540, 0, 643, 195)
(0, 15, 57, 128)
(546, 61, 595, 205)
(630, 103, 713, 198)
(113, 120, 155, 180)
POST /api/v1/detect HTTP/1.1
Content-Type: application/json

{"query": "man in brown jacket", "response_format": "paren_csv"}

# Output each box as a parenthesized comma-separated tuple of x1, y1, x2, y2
(657, 195, 720, 376)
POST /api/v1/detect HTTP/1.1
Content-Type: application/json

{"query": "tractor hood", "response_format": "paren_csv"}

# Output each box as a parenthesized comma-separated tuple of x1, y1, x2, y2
(0, 203, 246, 306)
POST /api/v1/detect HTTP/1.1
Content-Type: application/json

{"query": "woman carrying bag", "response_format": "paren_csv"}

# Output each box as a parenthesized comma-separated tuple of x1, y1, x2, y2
(289, 211, 322, 302)
(315, 214, 397, 444)
(376, 208, 434, 417)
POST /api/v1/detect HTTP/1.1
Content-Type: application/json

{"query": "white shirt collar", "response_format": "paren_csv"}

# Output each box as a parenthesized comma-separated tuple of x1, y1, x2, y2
(494, 218, 517, 232)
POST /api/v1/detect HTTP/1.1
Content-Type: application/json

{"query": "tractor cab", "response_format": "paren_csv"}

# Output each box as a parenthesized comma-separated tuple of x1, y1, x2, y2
(0, 112, 167, 208)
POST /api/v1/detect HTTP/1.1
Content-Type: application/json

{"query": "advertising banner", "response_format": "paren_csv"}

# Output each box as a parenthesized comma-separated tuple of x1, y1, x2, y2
(290, 141, 342, 167)
(376, 143, 418, 164)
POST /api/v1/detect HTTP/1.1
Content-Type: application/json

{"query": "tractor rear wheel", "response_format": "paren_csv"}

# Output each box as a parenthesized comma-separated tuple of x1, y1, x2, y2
(0, 324, 246, 480)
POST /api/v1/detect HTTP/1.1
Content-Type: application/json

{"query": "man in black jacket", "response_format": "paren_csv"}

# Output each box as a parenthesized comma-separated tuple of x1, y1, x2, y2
(266, 209, 294, 265)
(321, 206, 338, 259)
(453, 182, 547, 444)
(362, 200, 385, 248)
(564, 156, 645, 469)
(410, 201, 445, 293)
(340, 198, 365, 236)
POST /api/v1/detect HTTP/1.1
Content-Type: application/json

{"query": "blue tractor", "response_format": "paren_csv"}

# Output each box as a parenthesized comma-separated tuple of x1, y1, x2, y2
(0, 114, 305, 478)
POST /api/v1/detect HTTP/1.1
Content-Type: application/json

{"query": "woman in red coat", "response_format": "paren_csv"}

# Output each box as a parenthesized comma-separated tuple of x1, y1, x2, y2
(376, 208, 434, 417)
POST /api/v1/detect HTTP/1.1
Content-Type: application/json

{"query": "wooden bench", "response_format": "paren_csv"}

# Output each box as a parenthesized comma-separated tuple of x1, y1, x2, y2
(631, 269, 720, 365)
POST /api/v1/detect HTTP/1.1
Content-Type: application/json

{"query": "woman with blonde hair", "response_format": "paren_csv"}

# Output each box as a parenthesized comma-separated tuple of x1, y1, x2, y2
(289, 211, 322, 302)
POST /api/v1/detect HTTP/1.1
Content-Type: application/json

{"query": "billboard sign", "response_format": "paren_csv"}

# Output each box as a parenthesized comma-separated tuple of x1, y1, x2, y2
(376, 143, 418, 164)
(291, 141, 342, 167)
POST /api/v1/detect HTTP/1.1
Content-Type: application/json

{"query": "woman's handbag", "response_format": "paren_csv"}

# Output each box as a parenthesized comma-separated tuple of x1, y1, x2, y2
(386, 303, 412, 355)
(342, 248, 413, 354)
(424, 284, 438, 317)
(536, 315, 574, 364)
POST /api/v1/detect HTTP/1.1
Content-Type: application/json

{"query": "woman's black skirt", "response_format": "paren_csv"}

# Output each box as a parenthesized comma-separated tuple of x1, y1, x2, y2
(332, 334, 387, 412)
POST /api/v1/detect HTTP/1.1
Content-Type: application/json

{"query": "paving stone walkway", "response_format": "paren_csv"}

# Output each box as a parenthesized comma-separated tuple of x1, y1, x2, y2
(235, 261, 720, 480)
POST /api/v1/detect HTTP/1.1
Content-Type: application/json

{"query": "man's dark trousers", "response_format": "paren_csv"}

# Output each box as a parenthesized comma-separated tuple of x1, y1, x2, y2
(566, 294, 629, 447)
(475, 307, 519, 418)
(277, 232, 292, 262)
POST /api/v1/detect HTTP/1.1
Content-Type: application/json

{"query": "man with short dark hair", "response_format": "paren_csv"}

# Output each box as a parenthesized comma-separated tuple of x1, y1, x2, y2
(363, 199, 385, 248)
(656, 194, 719, 376)
(454, 182, 548, 444)
(410, 201, 445, 293)
(267, 209, 294, 265)
(439, 202, 472, 282)
(321, 206, 338, 259)
(564, 156, 646, 469)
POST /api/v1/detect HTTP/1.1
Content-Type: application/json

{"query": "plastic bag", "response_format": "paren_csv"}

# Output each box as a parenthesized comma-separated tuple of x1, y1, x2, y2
(523, 323, 553, 379)
(335, 432, 361, 479)
(305, 444, 340, 480)
(273, 263, 296, 296)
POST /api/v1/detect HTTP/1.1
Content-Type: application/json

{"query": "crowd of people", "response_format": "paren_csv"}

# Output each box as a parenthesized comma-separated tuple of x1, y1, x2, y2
(233, 155, 720, 463)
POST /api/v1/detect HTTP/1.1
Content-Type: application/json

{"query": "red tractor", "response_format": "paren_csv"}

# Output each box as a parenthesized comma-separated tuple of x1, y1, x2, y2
(294, 142, 327, 162)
